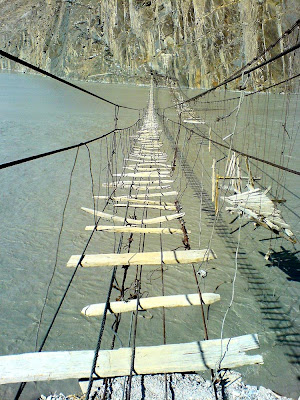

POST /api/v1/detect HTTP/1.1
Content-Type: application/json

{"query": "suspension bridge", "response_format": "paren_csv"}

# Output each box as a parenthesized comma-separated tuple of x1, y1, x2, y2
(0, 18, 299, 400)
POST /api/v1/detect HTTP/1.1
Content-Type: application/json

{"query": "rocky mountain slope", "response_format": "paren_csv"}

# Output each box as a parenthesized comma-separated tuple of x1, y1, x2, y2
(0, 0, 299, 88)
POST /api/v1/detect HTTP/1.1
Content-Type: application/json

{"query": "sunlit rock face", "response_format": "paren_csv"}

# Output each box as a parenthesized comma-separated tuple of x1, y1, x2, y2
(0, 0, 299, 89)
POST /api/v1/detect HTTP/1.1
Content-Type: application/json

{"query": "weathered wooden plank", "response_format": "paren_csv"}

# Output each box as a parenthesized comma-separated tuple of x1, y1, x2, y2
(125, 167, 171, 172)
(118, 199, 175, 206)
(102, 184, 171, 190)
(131, 152, 166, 156)
(81, 207, 184, 225)
(94, 192, 178, 200)
(0, 334, 263, 384)
(114, 204, 176, 211)
(183, 119, 205, 124)
(113, 172, 169, 178)
(82, 293, 220, 316)
(101, 180, 173, 187)
(133, 145, 162, 149)
(85, 226, 188, 234)
(93, 198, 175, 206)
(134, 147, 163, 150)
(131, 150, 164, 154)
(130, 163, 171, 168)
(130, 185, 172, 191)
(126, 159, 165, 164)
(131, 155, 167, 160)
(67, 248, 216, 268)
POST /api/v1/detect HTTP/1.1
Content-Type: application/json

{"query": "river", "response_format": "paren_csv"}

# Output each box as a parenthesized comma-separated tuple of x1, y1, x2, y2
(0, 71, 299, 399)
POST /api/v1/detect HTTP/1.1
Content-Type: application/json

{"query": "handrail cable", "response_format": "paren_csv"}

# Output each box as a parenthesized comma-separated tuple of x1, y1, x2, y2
(14, 119, 141, 400)
(165, 72, 300, 107)
(0, 119, 141, 170)
(163, 40, 300, 110)
(158, 114, 300, 176)
(0, 49, 141, 111)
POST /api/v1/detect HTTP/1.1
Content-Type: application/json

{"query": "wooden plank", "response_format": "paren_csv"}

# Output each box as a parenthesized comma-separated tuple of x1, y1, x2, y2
(67, 248, 216, 268)
(93, 198, 175, 206)
(125, 167, 171, 172)
(131, 150, 164, 154)
(134, 147, 163, 150)
(117, 199, 175, 206)
(113, 172, 169, 178)
(126, 159, 166, 164)
(82, 293, 220, 316)
(113, 204, 176, 211)
(132, 155, 167, 160)
(0, 334, 263, 384)
(128, 186, 172, 191)
(131, 151, 166, 155)
(183, 119, 205, 124)
(81, 207, 185, 225)
(101, 180, 173, 186)
(85, 226, 189, 234)
(133, 145, 162, 148)
(94, 192, 178, 200)
(102, 184, 171, 191)
(131, 163, 171, 168)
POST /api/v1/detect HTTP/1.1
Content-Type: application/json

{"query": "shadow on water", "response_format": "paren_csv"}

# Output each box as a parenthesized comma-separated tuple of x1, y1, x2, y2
(161, 115, 300, 375)
(259, 246, 300, 282)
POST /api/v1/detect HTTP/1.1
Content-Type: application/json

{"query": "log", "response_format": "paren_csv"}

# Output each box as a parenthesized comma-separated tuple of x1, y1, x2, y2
(113, 204, 176, 211)
(82, 293, 220, 316)
(81, 207, 185, 225)
(85, 226, 189, 234)
(0, 334, 263, 384)
(67, 248, 216, 268)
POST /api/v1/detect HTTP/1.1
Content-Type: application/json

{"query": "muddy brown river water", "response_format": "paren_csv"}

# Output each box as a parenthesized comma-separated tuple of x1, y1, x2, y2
(0, 72, 299, 399)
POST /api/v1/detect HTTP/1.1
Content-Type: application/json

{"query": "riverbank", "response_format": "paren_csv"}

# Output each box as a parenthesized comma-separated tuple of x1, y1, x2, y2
(39, 371, 294, 400)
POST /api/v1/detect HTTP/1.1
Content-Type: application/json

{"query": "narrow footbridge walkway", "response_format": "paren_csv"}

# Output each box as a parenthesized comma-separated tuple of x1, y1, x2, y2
(0, 83, 263, 398)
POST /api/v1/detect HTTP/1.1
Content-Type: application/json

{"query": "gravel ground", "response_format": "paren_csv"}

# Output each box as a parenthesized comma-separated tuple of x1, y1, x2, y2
(39, 371, 295, 400)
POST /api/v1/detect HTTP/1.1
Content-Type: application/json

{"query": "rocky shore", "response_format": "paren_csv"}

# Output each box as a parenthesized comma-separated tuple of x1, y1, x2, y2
(39, 371, 295, 400)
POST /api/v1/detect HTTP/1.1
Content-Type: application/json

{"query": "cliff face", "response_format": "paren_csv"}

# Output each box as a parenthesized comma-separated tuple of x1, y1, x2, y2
(0, 0, 298, 88)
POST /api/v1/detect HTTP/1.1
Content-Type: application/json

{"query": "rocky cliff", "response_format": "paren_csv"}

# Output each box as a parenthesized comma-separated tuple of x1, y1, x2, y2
(0, 0, 299, 88)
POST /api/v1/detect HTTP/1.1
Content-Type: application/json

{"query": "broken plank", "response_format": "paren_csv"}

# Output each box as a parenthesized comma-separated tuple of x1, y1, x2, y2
(0, 334, 263, 384)
(67, 248, 216, 268)
(82, 293, 220, 316)
(81, 207, 184, 225)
